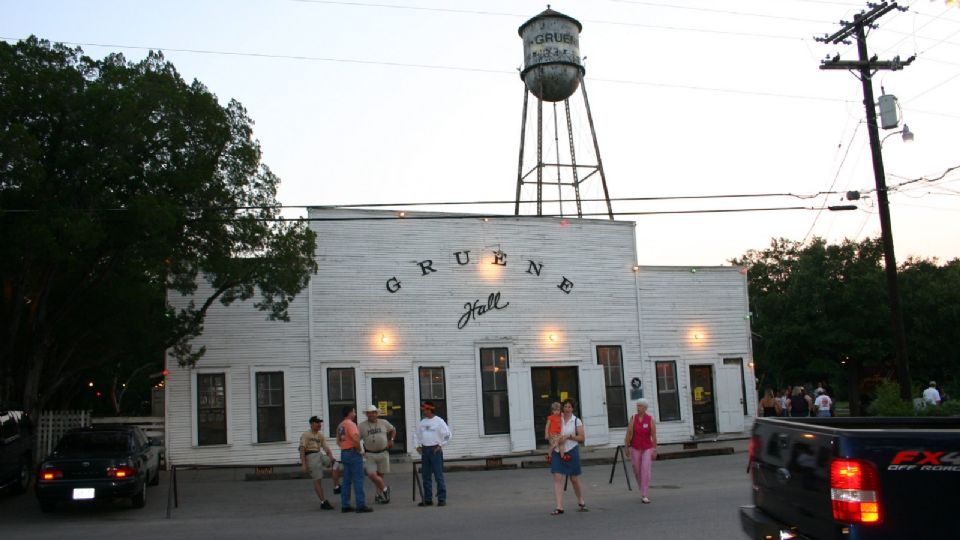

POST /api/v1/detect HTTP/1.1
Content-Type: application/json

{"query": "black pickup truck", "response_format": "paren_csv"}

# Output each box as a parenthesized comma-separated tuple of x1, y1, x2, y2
(741, 417, 959, 539)
(0, 410, 35, 495)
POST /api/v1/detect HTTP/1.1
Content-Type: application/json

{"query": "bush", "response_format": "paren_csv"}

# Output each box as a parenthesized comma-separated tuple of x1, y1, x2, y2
(866, 381, 915, 416)
(916, 399, 960, 417)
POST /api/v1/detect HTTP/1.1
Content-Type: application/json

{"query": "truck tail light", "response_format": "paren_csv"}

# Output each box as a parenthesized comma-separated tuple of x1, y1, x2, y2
(107, 465, 137, 479)
(39, 467, 64, 481)
(747, 434, 760, 475)
(831, 458, 882, 525)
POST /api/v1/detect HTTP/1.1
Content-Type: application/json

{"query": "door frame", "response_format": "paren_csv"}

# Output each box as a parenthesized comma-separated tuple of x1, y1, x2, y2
(688, 364, 718, 435)
(365, 371, 411, 454)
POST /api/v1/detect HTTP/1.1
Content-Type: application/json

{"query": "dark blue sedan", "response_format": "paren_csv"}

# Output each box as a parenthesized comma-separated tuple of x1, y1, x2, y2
(35, 424, 161, 511)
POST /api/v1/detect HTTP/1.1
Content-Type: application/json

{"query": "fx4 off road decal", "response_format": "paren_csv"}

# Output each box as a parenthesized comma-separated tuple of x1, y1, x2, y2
(887, 450, 960, 472)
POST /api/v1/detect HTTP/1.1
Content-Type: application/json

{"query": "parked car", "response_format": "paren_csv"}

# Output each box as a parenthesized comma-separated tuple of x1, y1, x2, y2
(741, 416, 959, 539)
(0, 410, 35, 495)
(35, 424, 161, 511)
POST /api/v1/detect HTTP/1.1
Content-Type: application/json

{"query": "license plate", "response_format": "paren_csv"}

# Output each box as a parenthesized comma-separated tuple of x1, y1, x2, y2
(72, 488, 95, 500)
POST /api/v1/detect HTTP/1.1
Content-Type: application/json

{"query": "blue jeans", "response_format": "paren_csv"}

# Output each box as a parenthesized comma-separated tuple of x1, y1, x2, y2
(421, 446, 446, 502)
(340, 449, 365, 508)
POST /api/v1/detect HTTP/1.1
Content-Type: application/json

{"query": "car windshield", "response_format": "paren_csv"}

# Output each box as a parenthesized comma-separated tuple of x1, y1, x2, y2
(57, 431, 130, 453)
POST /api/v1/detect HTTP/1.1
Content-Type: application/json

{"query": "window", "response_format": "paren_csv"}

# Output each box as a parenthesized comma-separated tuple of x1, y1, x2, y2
(655, 361, 681, 422)
(479, 348, 510, 435)
(597, 346, 628, 428)
(197, 373, 227, 445)
(256, 372, 286, 443)
(418, 367, 448, 423)
(327, 368, 356, 438)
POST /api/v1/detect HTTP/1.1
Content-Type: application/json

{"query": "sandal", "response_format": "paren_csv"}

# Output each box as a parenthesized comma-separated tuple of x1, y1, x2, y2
(578, 503, 589, 512)
(551, 508, 564, 515)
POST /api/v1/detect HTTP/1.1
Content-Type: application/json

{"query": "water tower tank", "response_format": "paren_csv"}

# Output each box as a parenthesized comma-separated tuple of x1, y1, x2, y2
(518, 8, 585, 102)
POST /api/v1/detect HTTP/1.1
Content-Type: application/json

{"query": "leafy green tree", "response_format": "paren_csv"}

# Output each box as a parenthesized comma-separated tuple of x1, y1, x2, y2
(0, 38, 317, 415)
(734, 237, 959, 413)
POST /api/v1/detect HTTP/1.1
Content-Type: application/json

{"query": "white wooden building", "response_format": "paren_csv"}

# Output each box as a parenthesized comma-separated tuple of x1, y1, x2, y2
(164, 208, 756, 465)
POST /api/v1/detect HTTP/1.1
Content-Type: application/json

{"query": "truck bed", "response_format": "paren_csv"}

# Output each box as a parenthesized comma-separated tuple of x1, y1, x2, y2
(745, 417, 960, 539)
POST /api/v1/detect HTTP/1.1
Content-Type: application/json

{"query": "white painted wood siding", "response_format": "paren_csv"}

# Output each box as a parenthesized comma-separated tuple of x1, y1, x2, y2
(309, 209, 643, 458)
(165, 283, 311, 466)
(637, 266, 756, 442)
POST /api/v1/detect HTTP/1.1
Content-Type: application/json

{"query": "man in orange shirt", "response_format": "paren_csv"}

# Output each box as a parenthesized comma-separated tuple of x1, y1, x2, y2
(336, 406, 372, 513)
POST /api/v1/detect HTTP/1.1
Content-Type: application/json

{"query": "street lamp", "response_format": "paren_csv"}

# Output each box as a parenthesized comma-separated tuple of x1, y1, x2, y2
(881, 124, 914, 145)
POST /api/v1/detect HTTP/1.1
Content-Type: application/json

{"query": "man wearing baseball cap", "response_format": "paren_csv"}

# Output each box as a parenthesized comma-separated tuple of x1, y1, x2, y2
(414, 400, 452, 507)
(358, 404, 396, 503)
(299, 416, 335, 510)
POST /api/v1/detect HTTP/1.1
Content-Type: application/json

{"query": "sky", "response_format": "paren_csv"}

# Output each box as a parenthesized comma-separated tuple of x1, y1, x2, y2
(4, 0, 959, 266)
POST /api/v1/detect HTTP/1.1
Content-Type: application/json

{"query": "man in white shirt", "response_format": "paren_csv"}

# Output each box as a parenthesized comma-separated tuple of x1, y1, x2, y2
(413, 401, 451, 507)
(923, 381, 942, 406)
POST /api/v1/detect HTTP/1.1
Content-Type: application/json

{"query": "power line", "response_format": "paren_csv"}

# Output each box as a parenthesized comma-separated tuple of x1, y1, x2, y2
(287, 1, 808, 40)
(0, 191, 848, 215)
(803, 122, 862, 242)
(608, 0, 833, 24)
(0, 37, 854, 103)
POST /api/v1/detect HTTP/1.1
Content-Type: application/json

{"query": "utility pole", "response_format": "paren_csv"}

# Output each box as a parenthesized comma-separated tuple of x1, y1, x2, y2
(817, 1, 915, 401)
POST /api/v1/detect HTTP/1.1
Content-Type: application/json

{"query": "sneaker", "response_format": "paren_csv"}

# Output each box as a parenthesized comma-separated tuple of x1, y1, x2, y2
(320, 500, 334, 510)
(382, 486, 391, 503)
(438, 500, 447, 507)
(333, 484, 342, 495)
(374, 493, 384, 504)
(341, 506, 355, 513)
(356, 506, 374, 513)
(418, 501, 433, 507)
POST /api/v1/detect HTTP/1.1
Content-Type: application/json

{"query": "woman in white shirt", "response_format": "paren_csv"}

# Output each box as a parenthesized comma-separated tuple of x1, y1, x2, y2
(549, 399, 587, 515)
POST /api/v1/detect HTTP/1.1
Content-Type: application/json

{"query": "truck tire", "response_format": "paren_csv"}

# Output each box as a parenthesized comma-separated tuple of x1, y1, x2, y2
(10, 456, 31, 494)
(131, 478, 147, 509)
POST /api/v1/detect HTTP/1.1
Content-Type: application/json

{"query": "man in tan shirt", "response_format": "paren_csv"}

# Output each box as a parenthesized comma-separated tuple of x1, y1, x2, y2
(299, 416, 335, 510)
(358, 405, 396, 503)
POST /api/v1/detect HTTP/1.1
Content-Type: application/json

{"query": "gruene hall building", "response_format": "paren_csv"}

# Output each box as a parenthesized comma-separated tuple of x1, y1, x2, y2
(165, 208, 755, 465)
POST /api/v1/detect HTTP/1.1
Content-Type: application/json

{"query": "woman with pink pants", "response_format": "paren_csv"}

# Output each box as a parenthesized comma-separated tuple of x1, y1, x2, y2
(624, 399, 657, 504)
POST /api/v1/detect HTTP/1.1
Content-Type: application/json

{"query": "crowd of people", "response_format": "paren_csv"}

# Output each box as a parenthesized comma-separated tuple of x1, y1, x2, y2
(298, 401, 450, 513)
(758, 381, 835, 417)
(299, 397, 660, 516)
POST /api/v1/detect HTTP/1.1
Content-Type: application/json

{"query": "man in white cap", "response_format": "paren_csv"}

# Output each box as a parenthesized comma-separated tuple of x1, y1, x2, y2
(358, 404, 396, 503)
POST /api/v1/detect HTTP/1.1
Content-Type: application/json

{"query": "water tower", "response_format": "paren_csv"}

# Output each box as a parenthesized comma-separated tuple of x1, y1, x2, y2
(514, 7, 613, 220)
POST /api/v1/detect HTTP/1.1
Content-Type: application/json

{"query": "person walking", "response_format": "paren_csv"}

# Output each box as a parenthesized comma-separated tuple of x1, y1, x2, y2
(414, 401, 451, 507)
(358, 405, 396, 504)
(299, 416, 335, 510)
(336, 406, 373, 513)
(758, 389, 781, 417)
(549, 398, 588, 515)
(813, 389, 833, 417)
(624, 399, 657, 504)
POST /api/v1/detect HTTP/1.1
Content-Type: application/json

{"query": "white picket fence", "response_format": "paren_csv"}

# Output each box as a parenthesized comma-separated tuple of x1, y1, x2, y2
(36, 410, 91, 461)
(35, 412, 165, 462)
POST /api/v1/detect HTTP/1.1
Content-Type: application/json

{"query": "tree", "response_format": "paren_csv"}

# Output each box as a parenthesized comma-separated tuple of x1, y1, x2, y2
(732, 238, 889, 400)
(0, 38, 317, 415)
(734, 237, 959, 413)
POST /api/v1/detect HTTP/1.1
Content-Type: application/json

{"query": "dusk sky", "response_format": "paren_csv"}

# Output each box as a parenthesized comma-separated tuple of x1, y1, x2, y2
(4, 0, 958, 265)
